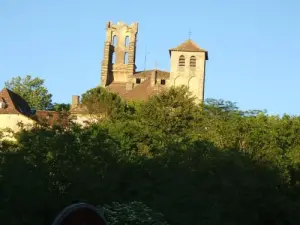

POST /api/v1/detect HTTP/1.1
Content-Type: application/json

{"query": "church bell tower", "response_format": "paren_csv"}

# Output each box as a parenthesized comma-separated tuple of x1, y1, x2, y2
(101, 21, 138, 90)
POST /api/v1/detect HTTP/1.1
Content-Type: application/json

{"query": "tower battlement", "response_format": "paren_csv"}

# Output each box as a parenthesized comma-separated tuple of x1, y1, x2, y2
(101, 21, 138, 90)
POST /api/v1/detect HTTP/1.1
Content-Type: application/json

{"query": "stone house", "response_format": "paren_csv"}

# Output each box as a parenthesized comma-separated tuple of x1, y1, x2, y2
(0, 88, 35, 133)
(69, 95, 98, 126)
(0, 88, 65, 138)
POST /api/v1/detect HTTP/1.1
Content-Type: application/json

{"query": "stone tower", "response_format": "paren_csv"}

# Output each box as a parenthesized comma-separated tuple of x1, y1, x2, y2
(101, 21, 138, 90)
(168, 39, 208, 103)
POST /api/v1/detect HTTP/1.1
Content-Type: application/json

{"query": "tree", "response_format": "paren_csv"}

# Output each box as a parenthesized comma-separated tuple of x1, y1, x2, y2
(48, 103, 71, 112)
(5, 75, 52, 110)
(81, 87, 127, 121)
(102, 201, 169, 225)
(135, 86, 200, 152)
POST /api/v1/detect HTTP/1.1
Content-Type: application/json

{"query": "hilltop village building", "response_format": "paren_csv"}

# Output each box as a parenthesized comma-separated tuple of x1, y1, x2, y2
(0, 88, 63, 140)
(0, 21, 209, 134)
(71, 21, 209, 113)
(101, 21, 208, 102)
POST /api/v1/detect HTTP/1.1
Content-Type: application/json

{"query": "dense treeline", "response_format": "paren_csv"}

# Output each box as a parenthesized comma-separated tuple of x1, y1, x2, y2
(1, 86, 300, 225)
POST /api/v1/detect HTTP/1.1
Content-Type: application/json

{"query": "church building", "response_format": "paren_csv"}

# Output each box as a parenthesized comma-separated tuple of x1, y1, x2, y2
(100, 21, 208, 102)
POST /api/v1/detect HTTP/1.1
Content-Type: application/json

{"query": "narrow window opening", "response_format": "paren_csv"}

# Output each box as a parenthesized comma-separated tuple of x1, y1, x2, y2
(179, 55, 185, 67)
(124, 52, 129, 64)
(136, 78, 141, 84)
(0, 101, 6, 109)
(125, 36, 129, 47)
(112, 35, 117, 46)
(112, 52, 116, 64)
(161, 79, 166, 85)
(190, 56, 196, 67)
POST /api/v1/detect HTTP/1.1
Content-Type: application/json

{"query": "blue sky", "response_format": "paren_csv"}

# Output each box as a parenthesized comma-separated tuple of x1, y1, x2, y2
(0, 0, 299, 115)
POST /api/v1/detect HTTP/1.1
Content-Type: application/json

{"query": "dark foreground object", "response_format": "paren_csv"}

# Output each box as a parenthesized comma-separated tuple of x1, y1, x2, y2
(51, 202, 106, 225)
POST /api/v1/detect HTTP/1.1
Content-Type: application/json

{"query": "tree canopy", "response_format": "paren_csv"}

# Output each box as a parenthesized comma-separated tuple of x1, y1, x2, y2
(2, 86, 300, 224)
(5, 75, 52, 110)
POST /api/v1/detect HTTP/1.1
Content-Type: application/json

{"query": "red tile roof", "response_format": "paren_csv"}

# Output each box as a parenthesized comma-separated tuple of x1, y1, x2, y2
(0, 88, 32, 115)
(0, 88, 66, 127)
(34, 110, 69, 127)
(105, 70, 168, 101)
(123, 79, 156, 101)
(169, 39, 208, 59)
(134, 69, 170, 79)
(106, 82, 127, 97)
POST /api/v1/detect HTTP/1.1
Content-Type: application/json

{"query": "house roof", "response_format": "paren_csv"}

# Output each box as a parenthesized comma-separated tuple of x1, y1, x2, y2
(0, 88, 66, 127)
(34, 110, 69, 126)
(70, 69, 170, 115)
(106, 82, 127, 97)
(123, 78, 158, 101)
(169, 39, 208, 60)
(0, 88, 32, 115)
(134, 69, 170, 79)
(106, 70, 168, 101)
(69, 104, 89, 115)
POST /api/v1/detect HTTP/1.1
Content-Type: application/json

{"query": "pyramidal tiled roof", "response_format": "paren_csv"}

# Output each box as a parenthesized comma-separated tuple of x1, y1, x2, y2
(0, 88, 32, 115)
(169, 39, 208, 59)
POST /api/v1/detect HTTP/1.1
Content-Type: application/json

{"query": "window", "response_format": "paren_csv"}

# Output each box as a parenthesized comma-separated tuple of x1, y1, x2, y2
(161, 79, 166, 85)
(112, 35, 117, 46)
(136, 78, 141, 84)
(125, 36, 129, 47)
(179, 55, 185, 67)
(0, 101, 6, 109)
(190, 56, 196, 67)
(124, 52, 129, 64)
(112, 52, 116, 64)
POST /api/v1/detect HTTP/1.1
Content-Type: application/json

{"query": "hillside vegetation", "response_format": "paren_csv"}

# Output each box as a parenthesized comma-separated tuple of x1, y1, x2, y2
(1, 86, 300, 225)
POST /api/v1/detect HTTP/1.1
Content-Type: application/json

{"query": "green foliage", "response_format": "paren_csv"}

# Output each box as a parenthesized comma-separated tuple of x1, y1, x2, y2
(48, 103, 71, 111)
(103, 201, 169, 225)
(81, 86, 127, 120)
(5, 75, 52, 110)
(2, 86, 300, 224)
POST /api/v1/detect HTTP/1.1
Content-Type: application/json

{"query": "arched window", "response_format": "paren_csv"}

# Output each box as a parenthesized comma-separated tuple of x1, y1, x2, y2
(179, 55, 185, 67)
(125, 36, 129, 47)
(190, 56, 196, 67)
(112, 52, 116, 64)
(124, 52, 129, 64)
(112, 35, 117, 46)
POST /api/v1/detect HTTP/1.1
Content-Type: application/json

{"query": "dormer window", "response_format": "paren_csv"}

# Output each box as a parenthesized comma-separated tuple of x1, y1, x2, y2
(179, 55, 185, 67)
(0, 101, 6, 109)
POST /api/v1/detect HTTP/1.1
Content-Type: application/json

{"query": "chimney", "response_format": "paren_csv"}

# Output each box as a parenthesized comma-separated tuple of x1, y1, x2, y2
(150, 70, 157, 87)
(71, 95, 80, 109)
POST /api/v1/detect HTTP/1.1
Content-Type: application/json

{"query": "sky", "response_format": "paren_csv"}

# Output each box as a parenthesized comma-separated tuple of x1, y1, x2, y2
(0, 0, 300, 115)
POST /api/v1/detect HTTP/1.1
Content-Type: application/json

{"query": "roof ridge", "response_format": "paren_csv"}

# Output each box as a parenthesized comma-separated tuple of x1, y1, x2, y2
(169, 39, 207, 52)
(134, 69, 170, 75)
(169, 39, 208, 59)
